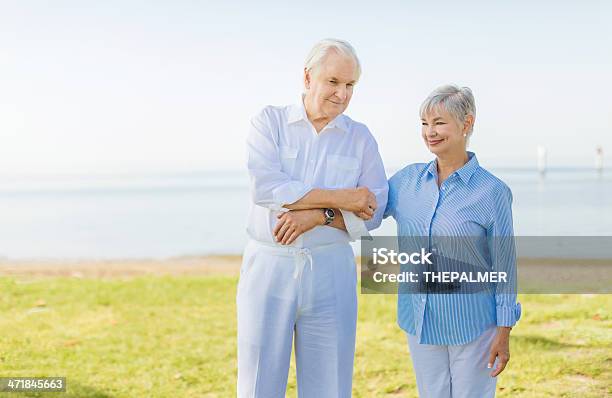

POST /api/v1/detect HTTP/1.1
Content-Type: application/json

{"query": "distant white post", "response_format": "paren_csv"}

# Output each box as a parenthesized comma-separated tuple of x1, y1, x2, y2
(596, 146, 603, 174)
(537, 145, 547, 176)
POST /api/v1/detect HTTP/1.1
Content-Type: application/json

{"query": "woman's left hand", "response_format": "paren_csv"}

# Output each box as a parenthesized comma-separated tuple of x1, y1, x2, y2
(488, 326, 512, 377)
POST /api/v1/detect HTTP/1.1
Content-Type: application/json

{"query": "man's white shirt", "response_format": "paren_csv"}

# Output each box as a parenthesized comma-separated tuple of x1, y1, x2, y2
(246, 98, 388, 248)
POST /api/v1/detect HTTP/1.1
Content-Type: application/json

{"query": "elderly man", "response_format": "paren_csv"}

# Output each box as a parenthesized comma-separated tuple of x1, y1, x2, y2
(237, 39, 388, 397)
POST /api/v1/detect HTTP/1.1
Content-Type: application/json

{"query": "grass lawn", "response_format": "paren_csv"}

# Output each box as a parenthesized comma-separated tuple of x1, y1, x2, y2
(0, 276, 610, 397)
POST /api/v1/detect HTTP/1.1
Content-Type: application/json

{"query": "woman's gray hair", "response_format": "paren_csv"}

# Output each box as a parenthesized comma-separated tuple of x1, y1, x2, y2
(304, 38, 361, 81)
(420, 85, 476, 135)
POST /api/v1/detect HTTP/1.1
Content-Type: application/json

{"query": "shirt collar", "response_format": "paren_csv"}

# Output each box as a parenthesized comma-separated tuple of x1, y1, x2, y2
(326, 114, 349, 132)
(287, 95, 349, 133)
(287, 96, 308, 124)
(426, 151, 480, 184)
(456, 151, 480, 183)
(426, 159, 438, 179)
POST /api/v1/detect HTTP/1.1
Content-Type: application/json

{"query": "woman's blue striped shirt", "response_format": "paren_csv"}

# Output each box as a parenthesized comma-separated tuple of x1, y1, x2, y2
(384, 151, 522, 345)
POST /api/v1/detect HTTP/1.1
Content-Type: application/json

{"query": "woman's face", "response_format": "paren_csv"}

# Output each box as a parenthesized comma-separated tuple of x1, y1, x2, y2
(421, 105, 468, 157)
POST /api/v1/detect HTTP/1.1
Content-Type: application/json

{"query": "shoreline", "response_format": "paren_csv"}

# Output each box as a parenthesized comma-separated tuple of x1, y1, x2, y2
(0, 256, 243, 277)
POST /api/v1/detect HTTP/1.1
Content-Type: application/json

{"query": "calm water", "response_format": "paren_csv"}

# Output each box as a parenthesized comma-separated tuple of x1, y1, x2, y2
(0, 169, 610, 259)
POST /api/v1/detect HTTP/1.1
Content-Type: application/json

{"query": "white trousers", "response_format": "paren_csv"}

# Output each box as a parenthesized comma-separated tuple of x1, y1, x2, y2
(407, 325, 498, 398)
(237, 240, 357, 398)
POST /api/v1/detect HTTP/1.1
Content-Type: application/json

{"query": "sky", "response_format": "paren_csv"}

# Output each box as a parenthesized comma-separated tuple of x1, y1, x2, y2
(0, 0, 611, 175)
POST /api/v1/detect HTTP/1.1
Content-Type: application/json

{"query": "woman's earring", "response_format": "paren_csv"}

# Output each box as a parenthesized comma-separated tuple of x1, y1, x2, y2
(463, 133, 467, 137)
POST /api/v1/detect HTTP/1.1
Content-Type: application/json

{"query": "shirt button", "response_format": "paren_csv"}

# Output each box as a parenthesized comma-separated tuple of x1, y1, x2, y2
(441, 186, 446, 191)
(421, 298, 426, 303)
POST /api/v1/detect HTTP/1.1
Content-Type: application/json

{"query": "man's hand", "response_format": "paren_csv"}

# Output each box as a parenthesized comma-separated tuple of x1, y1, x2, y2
(488, 327, 512, 377)
(342, 187, 377, 220)
(273, 209, 325, 245)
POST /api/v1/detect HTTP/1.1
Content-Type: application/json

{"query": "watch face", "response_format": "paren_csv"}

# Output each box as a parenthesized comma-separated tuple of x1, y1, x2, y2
(326, 208, 335, 218)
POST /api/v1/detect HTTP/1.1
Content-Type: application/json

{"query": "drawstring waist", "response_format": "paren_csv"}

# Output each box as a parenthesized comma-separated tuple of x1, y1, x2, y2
(248, 239, 350, 279)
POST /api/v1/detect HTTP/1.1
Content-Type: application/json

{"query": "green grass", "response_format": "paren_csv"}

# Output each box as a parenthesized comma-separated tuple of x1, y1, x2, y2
(0, 276, 610, 397)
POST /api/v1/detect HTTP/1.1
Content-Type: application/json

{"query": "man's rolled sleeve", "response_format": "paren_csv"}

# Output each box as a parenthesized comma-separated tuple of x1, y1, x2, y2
(340, 210, 370, 241)
(247, 109, 311, 211)
(342, 136, 388, 240)
(271, 182, 312, 212)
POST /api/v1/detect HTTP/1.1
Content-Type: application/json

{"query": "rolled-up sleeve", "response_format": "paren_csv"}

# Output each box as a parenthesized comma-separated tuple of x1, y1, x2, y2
(487, 185, 522, 327)
(246, 109, 311, 211)
(341, 136, 388, 240)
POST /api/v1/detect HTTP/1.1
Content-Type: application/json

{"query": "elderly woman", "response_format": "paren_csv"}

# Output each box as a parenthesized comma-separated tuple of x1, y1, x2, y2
(383, 85, 521, 398)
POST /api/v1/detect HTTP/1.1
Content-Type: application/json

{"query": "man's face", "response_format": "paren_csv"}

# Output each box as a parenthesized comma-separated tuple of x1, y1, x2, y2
(304, 51, 358, 121)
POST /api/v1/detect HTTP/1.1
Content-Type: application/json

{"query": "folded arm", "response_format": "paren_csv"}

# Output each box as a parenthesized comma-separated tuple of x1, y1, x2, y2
(278, 136, 388, 243)
(247, 111, 376, 217)
(248, 110, 386, 244)
(273, 208, 348, 244)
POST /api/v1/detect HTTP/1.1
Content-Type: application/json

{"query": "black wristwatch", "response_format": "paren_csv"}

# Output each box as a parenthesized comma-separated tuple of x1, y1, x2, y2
(323, 208, 335, 225)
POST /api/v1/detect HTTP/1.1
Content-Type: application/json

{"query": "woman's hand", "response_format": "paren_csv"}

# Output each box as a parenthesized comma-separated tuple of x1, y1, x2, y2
(273, 210, 325, 245)
(488, 326, 511, 377)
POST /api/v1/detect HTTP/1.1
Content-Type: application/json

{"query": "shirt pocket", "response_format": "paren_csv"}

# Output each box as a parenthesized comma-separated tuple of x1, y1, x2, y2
(279, 145, 298, 176)
(325, 154, 360, 188)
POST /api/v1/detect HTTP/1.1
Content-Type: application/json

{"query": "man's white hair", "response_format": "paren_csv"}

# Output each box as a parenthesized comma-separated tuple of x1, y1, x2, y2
(304, 38, 361, 81)
(420, 85, 476, 136)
